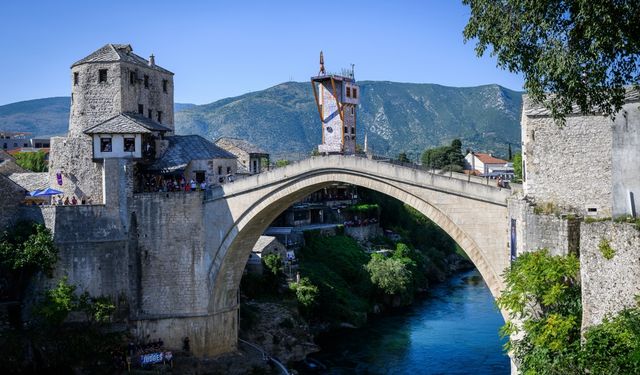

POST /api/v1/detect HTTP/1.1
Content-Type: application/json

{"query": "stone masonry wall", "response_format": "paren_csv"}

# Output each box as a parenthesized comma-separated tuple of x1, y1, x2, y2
(508, 197, 579, 257)
(0, 174, 27, 231)
(69, 63, 124, 137)
(119, 62, 174, 130)
(580, 221, 640, 330)
(612, 101, 640, 217)
(521, 96, 613, 217)
(132, 192, 208, 317)
(48, 136, 104, 202)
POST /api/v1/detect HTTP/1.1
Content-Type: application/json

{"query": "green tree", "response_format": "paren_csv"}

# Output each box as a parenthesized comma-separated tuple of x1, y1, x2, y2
(421, 139, 464, 171)
(513, 152, 523, 182)
(290, 277, 319, 314)
(0, 221, 58, 283)
(35, 277, 115, 327)
(13, 151, 48, 172)
(365, 253, 413, 295)
(275, 159, 291, 167)
(463, 0, 640, 122)
(262, 253, 282, 275)
(398, 152, 409, 162)
(498, 249, 582, 373)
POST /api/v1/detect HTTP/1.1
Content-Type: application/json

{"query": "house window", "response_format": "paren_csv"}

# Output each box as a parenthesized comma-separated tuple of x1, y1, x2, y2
(124, 137, 136, 152)
(162, 79, 168, 93)
(130, 71, 136, 85)
(148, 109, 152, 119)
(352, 88, 357, 99)
(157, 111, 162, 123)
(227, 166, 232, 174)
(144, 75, 149, 88)
(98, 69, 107, 83)
(100, 138, 112, 152)
(73, 72, 79, 86)
(138, 104, 144, 114)
(218, 166, 222, 175)
(346, 87, 351, 97)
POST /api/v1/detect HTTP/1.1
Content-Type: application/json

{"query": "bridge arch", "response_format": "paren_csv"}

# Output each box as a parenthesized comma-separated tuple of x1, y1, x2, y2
(205, 156, 510, 315)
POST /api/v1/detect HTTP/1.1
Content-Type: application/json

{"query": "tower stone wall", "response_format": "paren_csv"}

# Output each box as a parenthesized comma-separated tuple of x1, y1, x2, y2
(69, 63, 124, 137)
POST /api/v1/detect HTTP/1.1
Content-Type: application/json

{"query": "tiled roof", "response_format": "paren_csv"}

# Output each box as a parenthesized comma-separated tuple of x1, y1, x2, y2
(71, 44, 173, 75)
(473, 153, 508, 165)
(148, 135, 236, 173)
(84, 113, 172, 134)
(524, 88, 640, 116)
(215, 137, 268, 155)
(8, 172, 49, 192)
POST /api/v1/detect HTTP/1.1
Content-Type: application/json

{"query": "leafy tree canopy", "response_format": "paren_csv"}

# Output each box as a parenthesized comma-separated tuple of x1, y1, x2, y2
(13, 151, 48, 172)
(513, 152, 523, 182)
(366, 253, 413, 295)
(463, 0, 640, 122)
(421, 139, 465, 171)
(0, 221, 58, 277)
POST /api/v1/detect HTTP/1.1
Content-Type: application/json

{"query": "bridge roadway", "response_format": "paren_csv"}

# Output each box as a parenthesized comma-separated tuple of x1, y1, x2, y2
(192, 155, 511, 354)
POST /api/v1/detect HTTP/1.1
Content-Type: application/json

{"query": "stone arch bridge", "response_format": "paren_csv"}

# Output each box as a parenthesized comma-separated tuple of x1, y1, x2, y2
(46, 155, 510, 357)
(151, 155, 510, 356)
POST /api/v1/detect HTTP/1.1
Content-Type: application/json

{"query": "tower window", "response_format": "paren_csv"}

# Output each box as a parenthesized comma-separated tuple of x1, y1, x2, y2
(351, 127, 355, 134)
(344, 126, 348, 134)
(100, 138, 112, 152)
(351, 106, 355, 114)
(227, 166, 232, 174)
(346, 87, 351, 97)
(157, 111, 162, 123)
(124, 137, 136, 152)
(138, 104, 144, 114)
(352, 88, 358, 99)
(218, 166, 222, 175)
(148, 109, 152, 119)
(144, 75, 149, 88)
(130, 71, 136, 85)
(162, 79, 168, 93)
(73, 72, 79, 86)
(98, 69, 107, 83)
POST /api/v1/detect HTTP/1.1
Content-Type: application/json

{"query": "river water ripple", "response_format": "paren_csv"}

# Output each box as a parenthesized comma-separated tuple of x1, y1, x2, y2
(303, 269, 510, 374)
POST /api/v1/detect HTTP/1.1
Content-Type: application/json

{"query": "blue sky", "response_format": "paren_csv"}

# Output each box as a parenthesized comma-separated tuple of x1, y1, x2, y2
(0, 0, 524, 106)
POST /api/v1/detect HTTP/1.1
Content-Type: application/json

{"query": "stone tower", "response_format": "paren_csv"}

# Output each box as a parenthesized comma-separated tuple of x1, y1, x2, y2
(48, 44, 174, 202)
(311, 52, 359, 154)
(68, 44, 175, 137)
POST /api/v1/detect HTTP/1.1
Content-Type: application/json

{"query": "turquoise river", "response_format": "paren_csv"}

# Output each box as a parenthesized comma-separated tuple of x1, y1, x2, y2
(299, 269, 510, 374)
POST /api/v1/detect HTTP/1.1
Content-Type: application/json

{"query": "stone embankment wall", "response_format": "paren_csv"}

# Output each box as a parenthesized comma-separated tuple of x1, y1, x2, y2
(580, 221, 640, 330)
(345, 224, 382, 242)
(507, 197, 580, 257)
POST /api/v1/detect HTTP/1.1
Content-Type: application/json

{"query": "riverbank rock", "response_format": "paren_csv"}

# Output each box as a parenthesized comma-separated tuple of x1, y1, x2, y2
(240, 301, 319, 364)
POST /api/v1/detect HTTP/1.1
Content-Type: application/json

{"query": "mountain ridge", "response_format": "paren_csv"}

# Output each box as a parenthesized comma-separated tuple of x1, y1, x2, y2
(0, 81, 522, 159)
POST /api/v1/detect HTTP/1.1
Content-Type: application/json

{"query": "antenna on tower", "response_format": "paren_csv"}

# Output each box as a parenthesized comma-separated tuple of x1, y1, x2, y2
(351, 63, 355, 79)
(319, 51, 326, 76)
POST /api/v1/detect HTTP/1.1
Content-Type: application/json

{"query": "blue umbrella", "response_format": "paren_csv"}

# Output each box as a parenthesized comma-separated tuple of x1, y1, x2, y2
(29, 189, 43, 196)
(33, 188, 63, 197)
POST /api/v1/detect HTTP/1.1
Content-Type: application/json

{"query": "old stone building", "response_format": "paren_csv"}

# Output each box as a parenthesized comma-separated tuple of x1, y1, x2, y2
(47, 44, 236, 201)
(215, 137, 269, 175)
(311, 52, 359, 155)
(509, 89, 640, 332)
(520, 90, 640, 218)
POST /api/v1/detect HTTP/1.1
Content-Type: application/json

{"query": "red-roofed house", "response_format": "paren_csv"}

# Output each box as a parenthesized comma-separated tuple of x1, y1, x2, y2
(464, 152, 510, 175)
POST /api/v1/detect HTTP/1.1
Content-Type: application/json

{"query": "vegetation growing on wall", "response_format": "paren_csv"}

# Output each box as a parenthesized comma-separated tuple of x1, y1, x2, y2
(0, 221, 122, 373)
(500, 249, 640, 374)
(598, 238, 615, 260)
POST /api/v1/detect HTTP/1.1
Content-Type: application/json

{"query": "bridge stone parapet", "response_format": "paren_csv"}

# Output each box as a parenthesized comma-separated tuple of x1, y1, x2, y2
(204, 155, 511, 352)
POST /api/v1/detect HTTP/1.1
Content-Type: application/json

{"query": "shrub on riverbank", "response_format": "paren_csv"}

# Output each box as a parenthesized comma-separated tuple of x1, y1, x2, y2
(500, 249, 640, 374)
(297, 233, 372, 325)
